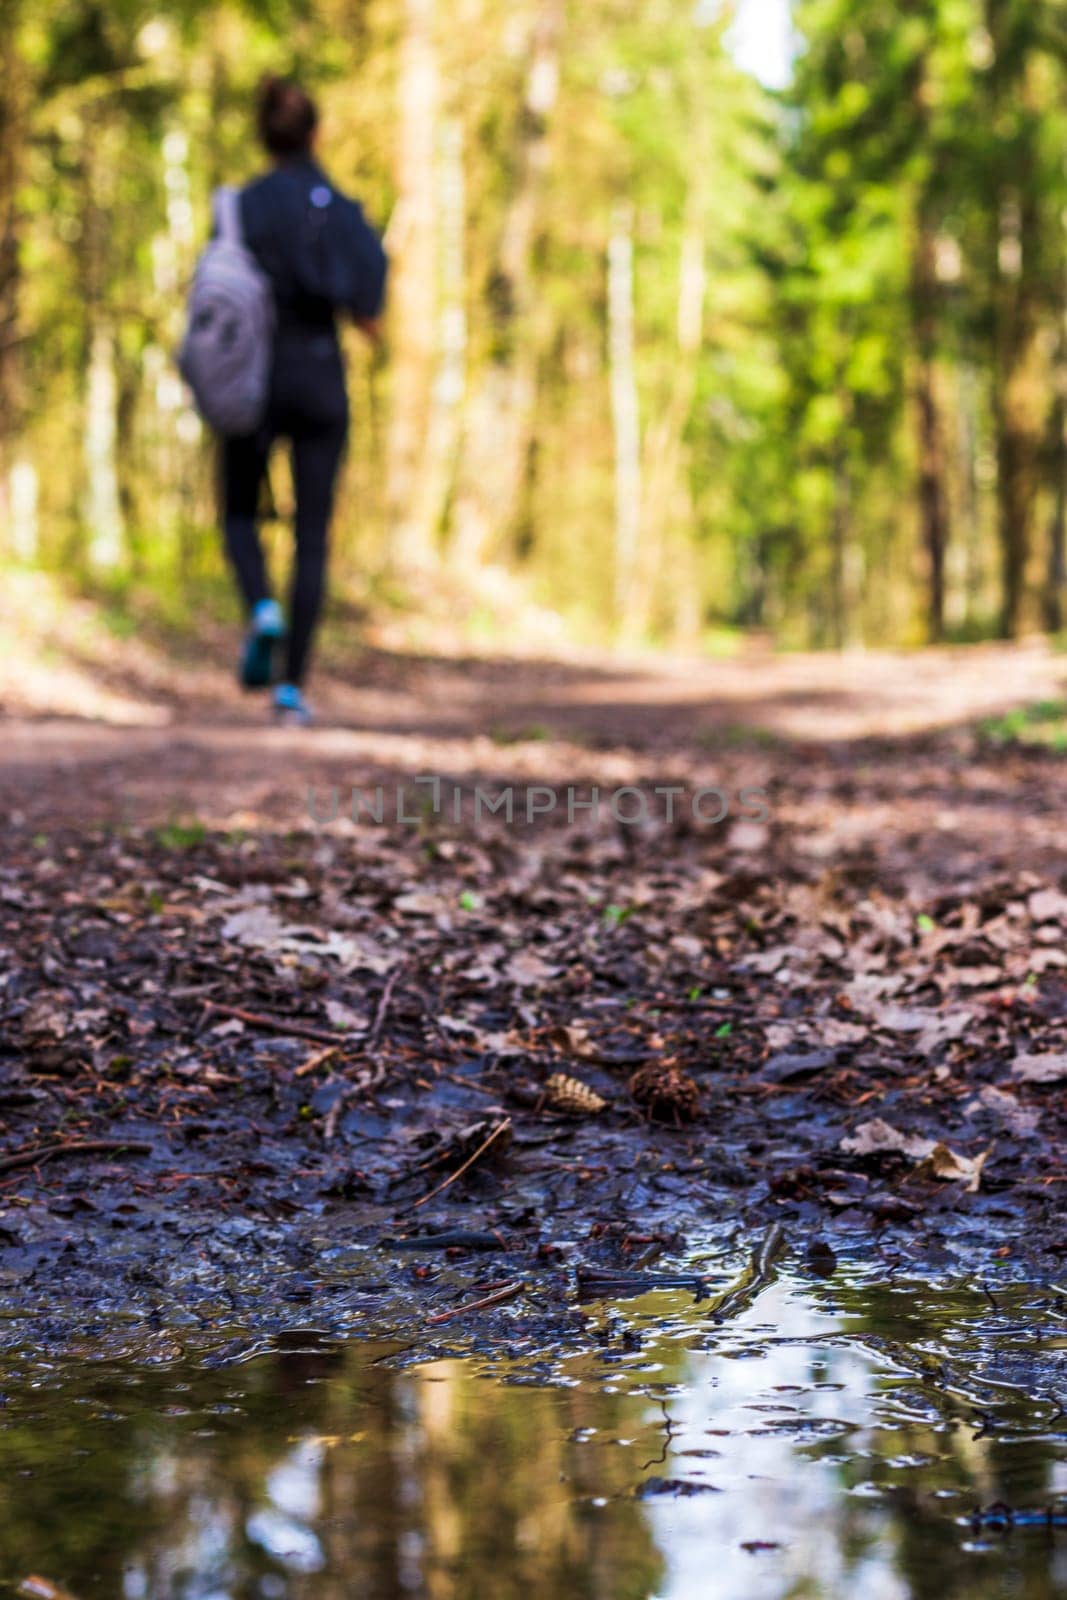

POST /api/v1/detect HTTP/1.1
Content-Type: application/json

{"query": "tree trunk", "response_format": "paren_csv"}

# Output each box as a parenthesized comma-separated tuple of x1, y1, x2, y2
(77, 98, 124, 571)
(1045, 325, 1067, 633)
(1043, 199, 1067, 633)
(992, 192, 1043, 638)
(0, 0, 26, 543)
(448, 0, 562, 573)
(828, 432, 857, 649)
(911, 209, 950, 641)
(407, 115, 466, 553)
(84, 323, 123, 568)
(635, 211, 704, 639)
(384, 0, 440, 574)
(608, 204, 641, 632)
(986, 2, 1045, 638)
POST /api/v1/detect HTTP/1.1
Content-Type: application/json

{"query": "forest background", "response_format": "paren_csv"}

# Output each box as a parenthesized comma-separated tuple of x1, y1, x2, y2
(2, 0, 1066, 652)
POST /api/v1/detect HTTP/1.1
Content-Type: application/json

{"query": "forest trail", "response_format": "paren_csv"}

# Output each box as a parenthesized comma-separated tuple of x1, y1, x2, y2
(2, 581, 1065, 841)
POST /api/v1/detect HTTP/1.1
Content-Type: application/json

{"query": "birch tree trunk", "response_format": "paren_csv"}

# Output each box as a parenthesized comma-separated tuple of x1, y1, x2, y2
(79, 107, 124, 570)
(608, 204, 641, 631)
(84, 323, 123, 569)
(385, 0, 440, 574)
(407, 116, 466, 551)
(634, 204, 705, 638)
(448, 0, 562, 573)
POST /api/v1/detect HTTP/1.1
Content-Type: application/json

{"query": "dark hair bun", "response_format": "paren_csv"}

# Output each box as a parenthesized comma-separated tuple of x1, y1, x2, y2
(257, 75, 318, 157)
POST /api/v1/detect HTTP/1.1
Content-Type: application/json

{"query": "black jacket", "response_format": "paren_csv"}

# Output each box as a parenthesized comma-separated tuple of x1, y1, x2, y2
(238, 157, 387, 334)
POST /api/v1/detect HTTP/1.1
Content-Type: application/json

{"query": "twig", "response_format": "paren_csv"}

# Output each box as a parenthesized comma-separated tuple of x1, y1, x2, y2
(576, 1265, 710, 1296)
(427, 1280, 525, 1325)
(295, 1045, 340, 1079)
(323, 1054, 391, 1141)
(319, 968, 406, 1139)
(0, 1138, 153, 1176)
(641, 1397, 679, 1470)
(201, 1001, 349, 1048)
(366, 963, 405, 1051)
(708, 1221, 786, 1321)
(408, 1118, 512, 1210)
(440, 1072, 505, 1099)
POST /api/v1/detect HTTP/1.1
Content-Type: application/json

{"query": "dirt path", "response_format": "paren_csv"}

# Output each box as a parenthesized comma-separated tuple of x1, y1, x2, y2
(1, 620, 1065, 1354)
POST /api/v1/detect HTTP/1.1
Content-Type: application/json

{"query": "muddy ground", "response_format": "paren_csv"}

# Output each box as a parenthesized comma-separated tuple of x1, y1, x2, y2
(0, 623, 1065, 1360)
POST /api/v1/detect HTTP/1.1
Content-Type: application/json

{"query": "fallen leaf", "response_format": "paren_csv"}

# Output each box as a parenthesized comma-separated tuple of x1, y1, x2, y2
(965, 1085, 1040, 1135)
(324, 1000, 368, 1032)
(914, 1142, 991, 1192)
(869, 1004, 928, 1034)
(1028, 888, 1067, 924)
(220, 906, 358, 965)
(760, 1050, 836, 1084)
(815, 1018, 867, 1047)
(1012, 1052, 1067, 1085)
(504, 950, 560, 988)
(840, 1119, 935, 1160)
(547, 1022, 598, 1058)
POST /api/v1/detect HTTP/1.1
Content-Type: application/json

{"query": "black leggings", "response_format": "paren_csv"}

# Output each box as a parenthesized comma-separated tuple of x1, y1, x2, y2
(223, 414, 347, 686)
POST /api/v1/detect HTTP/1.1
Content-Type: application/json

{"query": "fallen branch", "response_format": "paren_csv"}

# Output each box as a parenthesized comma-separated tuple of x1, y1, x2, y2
(576, 1265, 710, 1298)
(202, 1001, 348, 1048)
(408, 1118, 512, 1211)
(427, 1280, 525, 1325)
(381, 1229, 506, 1252)
(708, 1221, 786, 1321)
(0, 1138, 153, 1176)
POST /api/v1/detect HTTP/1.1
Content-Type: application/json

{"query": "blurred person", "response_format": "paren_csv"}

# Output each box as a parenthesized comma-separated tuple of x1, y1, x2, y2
(207, 75, 386, 725)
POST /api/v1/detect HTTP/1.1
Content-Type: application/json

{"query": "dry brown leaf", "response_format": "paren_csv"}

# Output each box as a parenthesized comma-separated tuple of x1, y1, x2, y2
(842, 1121, 991, 1190)
(547, 1022, 598, 1058)
(915, 1142, 991, 1192)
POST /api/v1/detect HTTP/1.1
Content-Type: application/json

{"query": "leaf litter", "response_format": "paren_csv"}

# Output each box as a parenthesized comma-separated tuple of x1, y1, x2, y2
(0, 704, 1064, 1356)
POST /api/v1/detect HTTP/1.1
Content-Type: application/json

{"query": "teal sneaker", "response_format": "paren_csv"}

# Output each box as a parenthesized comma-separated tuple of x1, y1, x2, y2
(273, 682, 313, 726)
(240, 599, 285, 689)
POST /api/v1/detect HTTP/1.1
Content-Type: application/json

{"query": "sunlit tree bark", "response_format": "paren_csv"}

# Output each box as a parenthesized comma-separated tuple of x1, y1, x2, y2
(608, 203, 640, 629)
(448, 0, 563, 573)
(385, 0, 441, 573)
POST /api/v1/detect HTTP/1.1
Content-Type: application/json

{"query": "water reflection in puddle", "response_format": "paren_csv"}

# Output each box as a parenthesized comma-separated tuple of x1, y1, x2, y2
(0, 1267, 1063, 1598)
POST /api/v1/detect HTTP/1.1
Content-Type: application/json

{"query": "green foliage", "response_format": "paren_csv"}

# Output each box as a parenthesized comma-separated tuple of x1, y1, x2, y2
(1, 0, 1066, 644)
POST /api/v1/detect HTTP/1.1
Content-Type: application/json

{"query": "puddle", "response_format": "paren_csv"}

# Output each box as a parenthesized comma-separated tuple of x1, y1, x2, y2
(0, 1264, 1064, 1599)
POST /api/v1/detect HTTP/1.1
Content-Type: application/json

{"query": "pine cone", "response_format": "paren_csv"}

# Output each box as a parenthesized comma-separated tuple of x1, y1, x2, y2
(544, 1073, 607, 1115)
(628, 1063, 700, 1125)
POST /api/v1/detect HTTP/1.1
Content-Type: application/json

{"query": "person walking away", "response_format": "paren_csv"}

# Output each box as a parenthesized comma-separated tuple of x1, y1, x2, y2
(207, 76, 386, 725)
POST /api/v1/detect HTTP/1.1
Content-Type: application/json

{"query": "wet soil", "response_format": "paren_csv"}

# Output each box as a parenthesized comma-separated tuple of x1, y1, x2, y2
(0, 635, 1065, 1359)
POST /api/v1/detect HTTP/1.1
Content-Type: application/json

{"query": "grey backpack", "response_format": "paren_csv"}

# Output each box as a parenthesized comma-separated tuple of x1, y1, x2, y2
(179, 186, 274, 437)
